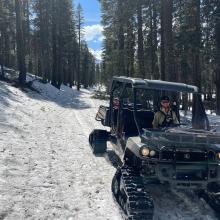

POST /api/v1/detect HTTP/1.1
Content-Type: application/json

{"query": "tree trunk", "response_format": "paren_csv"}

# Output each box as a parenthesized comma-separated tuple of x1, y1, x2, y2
(26, 0, 31, 68)
(39, 1, 46, 82)
(77, 5, 82, 91)
(77, 24, 81, 91)
(137, 1, 145, 78)
(128, 23, 135, 77)
(193, 0, 201, 90)
(161, 0, 175, 82)
(150, 0, 159, 79)
(0, 64, 4, 79)
(160, 0, 165, 80)
(51, 0, 58, 88)
(118, 24, 125, 75)
(15, 0, 26, 85)
(216, 0, 220, 115)
(117, 1, 125, 76)
(0, 19, 5, 78)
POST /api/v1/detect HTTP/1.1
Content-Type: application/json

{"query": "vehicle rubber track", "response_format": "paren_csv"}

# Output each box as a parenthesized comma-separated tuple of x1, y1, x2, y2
(199, 184, 220, 218)
(112, 165, 154, 220)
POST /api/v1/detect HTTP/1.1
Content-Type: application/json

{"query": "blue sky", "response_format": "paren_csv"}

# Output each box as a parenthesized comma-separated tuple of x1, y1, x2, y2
(74, 0, 103, 60)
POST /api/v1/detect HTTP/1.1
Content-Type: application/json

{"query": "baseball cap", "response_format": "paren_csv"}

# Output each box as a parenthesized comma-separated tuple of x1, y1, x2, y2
(161, 96, 170, 102)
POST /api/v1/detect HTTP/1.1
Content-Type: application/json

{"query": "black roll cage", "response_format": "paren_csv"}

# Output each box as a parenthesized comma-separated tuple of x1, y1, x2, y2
(109, 77, 210, 137)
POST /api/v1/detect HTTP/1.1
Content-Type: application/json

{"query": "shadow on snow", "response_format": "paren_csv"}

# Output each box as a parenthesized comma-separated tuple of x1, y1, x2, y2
(23, 79, 92, 110)
(0, 81, 25, 133)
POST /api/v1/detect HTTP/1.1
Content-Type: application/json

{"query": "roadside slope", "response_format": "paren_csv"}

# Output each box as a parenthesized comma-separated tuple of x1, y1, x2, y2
(0, 80, 120, 220)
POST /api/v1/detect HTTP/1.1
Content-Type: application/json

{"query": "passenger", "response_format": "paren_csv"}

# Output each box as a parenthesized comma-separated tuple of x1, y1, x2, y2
(113, 97, 120, 109)
(152, 96, 179, 129)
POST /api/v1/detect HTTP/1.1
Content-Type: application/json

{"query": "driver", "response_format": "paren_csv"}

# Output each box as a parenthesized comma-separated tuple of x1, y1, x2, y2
(152, 96, 179, 128)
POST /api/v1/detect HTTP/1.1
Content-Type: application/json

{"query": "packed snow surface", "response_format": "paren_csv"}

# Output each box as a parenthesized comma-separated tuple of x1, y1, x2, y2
(0, 79, 219, 220)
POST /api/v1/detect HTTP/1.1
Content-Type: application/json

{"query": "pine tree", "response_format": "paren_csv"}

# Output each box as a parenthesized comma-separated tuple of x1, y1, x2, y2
(142, 0, 159, 79)
(215, 0, 220, 114)
(15, 0, 26, 85)
(137, 0, 145, 78)
(161, 0, 175, 82)
(76, 3, 84, 91)
(0, 0, 16, 78)
(200, 0, 216, 99)
(95, 63, 101, 84)
(116, 0, 125, 75)
(0, 0, 5, 78)
(125, 14, 135, 77)
(33, 0, 52, 82)
(190, 0, 202, 89)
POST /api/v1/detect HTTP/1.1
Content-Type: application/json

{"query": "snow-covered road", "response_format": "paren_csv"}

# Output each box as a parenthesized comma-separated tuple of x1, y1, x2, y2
(0, 80, 218, 220)
(0, 81, 121, 220)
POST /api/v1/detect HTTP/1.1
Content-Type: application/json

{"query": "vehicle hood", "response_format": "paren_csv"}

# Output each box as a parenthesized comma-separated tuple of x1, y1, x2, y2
(141, 127, 220, 151)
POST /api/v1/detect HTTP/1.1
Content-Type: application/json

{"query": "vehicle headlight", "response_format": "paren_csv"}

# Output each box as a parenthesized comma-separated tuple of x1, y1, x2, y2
(150, 150, 156, 157)
(140, 147, 150, 157)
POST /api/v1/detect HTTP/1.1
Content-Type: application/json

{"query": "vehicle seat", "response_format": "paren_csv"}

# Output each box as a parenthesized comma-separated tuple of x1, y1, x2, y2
(122, 109, 154, 136)
(122, 108, 138, 136)
(136, 110, 154, 130)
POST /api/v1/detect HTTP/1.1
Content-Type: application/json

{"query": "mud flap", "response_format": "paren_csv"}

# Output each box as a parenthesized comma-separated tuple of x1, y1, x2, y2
(89, 129, 109, 154)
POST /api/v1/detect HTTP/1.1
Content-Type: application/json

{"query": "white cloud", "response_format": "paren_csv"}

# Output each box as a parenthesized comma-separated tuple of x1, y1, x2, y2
(98, 35, 104, 42)
(84, 24, 104, 42)
(89, 48, 103, 61)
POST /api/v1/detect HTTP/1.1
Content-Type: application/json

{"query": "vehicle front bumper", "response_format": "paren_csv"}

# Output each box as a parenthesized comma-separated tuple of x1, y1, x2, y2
(141, 161, 220, 189)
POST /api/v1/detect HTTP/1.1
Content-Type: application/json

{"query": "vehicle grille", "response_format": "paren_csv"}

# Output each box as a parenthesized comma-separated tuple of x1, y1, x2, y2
(176, 169, 207, 181)
(160, 150, 215, 162)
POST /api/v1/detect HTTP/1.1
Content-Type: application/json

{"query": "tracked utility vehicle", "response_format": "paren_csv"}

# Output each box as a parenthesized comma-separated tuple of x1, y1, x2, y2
(89, 77, 220, 220)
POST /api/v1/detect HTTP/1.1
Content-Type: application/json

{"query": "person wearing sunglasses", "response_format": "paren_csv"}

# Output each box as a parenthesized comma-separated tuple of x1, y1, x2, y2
(152, 96, 179, 129)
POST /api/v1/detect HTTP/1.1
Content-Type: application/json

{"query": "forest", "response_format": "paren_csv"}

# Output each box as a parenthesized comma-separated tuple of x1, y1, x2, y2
(98, 0, 220, 114)
(0, 0, 96, 90)
(0, 0, 220, 114)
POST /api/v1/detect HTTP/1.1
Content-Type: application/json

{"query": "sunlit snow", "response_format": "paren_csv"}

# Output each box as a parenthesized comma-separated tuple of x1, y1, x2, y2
(0, 78, 219, 220)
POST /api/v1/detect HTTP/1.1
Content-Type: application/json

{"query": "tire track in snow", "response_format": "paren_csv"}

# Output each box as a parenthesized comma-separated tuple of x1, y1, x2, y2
(74, 90, 218, 220)
(68, 92, 122, 220)
(150, 186, 218, 220)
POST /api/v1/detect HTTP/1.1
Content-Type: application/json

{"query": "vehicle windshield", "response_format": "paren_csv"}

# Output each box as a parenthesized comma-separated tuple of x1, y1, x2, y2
(126, 88, 210, 132)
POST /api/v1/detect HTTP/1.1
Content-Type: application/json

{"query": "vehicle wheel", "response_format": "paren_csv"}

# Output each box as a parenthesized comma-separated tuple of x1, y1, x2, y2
(89, 129, 108, 155)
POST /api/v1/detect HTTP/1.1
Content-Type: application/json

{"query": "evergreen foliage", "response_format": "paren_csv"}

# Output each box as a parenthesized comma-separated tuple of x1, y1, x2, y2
(99, 0, 220, 114)
(0, 0, 220, 113)
(0, 0, 96, 90)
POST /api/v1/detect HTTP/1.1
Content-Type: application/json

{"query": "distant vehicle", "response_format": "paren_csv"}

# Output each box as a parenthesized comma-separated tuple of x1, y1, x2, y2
(89, 76, 220, 220)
